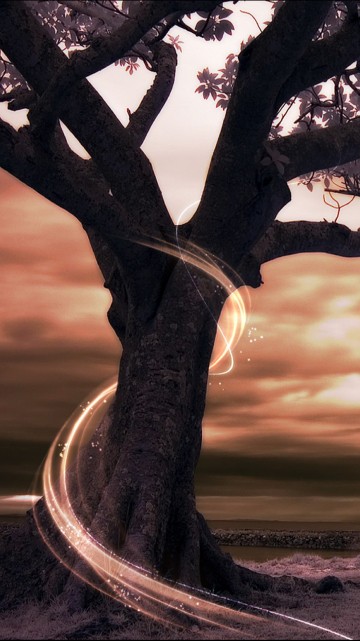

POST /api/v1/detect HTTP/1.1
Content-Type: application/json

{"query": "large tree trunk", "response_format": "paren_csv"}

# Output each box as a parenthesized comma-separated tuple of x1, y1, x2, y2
(30, 261, 276, 610)
(75, 265, 225, 581)
(14, 173, 294, 611)
(8, 165, 295, 618)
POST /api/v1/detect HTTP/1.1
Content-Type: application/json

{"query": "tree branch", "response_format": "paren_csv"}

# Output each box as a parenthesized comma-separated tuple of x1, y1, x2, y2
(191, 161, 291, 278)
(2, 113, 181, 323)
(0, 112, 130, 340)
(344, 1, 359, 20)
(56, 0, 125, 27)
(0, 0, 171, 234)
(252, 219, 360, 265)
(0, 118, 129, 239)
(192, 1, 332, 263)
(146, 10, 185, 45)
(126, 41, 177, 147)
(56, 2, 183, 62)
(270, 118, 360, 181)
(28, 0, 218, 137)
(276, 15, 360, 110)
(203, 1, 332, 181)
(0, 86, 37, 110)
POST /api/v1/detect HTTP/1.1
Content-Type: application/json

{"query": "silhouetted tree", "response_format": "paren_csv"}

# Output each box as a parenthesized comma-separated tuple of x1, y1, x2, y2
(1, 0, 360, 605)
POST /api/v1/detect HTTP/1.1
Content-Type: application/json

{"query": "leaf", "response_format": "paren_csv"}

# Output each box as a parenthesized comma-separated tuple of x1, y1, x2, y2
(216, 96, 229, 110)
(196, 10, 212, 18)
(220, 20, 234, 36)
(306, 182, 314, 191)
(195, 18, 212, 37)
(202, 29, 216, 41)
(125, 61, 140, 75)
(195, 10, 234, 42)
(167, 34, 183, 52)
(214, 20, 234, 40)
(220, 8, 233, 19)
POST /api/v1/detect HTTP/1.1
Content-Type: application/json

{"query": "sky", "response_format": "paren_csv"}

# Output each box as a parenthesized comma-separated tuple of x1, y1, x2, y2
(1, 2, 360, 522)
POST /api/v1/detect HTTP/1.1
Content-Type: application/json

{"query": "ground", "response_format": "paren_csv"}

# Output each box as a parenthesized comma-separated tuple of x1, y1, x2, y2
(1, 521, 359, 640)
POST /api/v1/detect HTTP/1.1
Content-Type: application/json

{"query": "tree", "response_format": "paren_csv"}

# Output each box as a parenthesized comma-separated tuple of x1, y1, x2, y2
(1, 0, 360, 616)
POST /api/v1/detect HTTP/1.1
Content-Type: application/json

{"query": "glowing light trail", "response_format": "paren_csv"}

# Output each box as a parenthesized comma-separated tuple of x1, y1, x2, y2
(32, 212, 352, 639)
(36, 378, 352, 640)
(137, 234, 249, 375)
(177, 200, 248, 375)
(138, 199, 250, 375)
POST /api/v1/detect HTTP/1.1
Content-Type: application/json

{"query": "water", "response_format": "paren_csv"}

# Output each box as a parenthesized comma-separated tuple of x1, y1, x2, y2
(221, 545, 360, 563)
(209, 519, 360, 532)
(2, 514, 359, 562)
(212, 520, 360, 561)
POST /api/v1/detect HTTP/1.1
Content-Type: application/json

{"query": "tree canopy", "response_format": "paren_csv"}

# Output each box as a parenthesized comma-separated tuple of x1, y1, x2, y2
(1, 0, 360, 280)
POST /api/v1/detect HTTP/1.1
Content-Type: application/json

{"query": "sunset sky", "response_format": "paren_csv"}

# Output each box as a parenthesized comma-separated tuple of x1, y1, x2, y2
(1, 2, 360, 522)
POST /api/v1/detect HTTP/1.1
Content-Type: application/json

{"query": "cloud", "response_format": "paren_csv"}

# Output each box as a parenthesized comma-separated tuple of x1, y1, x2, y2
(197, 451, 360, 490)
(0, 341, 119, 443)
(201, 250, 360, 481)
(0, 440, 48, 494)
(315, 374, 360, 407)
(196, 494, 360, 521)
(2, 317, 54, 343)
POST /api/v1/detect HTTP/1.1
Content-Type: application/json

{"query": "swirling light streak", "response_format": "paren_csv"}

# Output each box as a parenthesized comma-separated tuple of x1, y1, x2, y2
(137, 234, 249, 375)
(36, 378, 352, 639)
(177, 200, 249, 375)
(137, 198, 250, 375)
(40, 380, 258, 633)
(33, 208, 352, 639)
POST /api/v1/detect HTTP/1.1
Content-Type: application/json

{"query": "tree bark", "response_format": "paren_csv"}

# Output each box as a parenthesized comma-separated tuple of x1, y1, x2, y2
(72, 263, 221, 573)
(28, 253, 280, 612)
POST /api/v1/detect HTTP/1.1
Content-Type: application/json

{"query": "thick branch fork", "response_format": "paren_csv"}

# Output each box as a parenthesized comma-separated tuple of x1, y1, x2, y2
(193, 1, 332, 250)
(205, 1, 332, 176)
